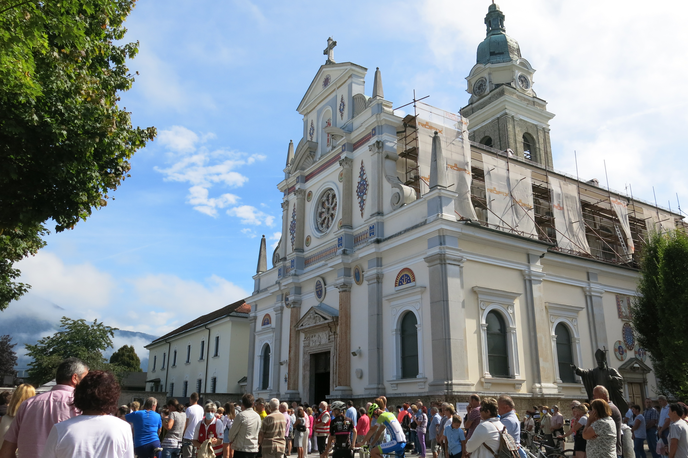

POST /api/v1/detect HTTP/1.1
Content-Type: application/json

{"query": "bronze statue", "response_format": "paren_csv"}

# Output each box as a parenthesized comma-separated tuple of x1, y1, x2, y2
(571, 348, 628, 414)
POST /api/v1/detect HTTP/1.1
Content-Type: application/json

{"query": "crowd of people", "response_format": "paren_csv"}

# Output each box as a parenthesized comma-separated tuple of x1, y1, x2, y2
(1, 357, 688, 458)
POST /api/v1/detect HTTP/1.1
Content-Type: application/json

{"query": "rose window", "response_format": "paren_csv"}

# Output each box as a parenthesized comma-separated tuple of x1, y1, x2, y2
(315, 188, 338, 233)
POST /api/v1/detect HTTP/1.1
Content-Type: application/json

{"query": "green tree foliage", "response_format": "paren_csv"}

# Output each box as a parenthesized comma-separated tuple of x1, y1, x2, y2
(0, 0, 156, 310)
(25, 316, 118, 385)
(632, 230, 688, 398)
(0, 334, 18, 376)
(109, 344, 142, 372)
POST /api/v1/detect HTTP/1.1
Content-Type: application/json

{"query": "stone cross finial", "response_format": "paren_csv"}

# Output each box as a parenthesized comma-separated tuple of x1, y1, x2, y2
(323, 37, 337, 64)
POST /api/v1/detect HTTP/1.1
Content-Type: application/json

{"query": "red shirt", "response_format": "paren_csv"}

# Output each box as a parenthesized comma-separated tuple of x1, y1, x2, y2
(356, 414, 370, 437)
(194, 418, 223, 456)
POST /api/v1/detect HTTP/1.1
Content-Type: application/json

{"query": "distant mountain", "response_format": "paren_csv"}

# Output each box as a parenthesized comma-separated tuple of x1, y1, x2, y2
(0, 296, 156, 372)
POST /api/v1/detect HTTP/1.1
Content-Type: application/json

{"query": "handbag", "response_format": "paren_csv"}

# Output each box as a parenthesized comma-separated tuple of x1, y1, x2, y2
(296, 419, 307, 432)
(197, 440, 215, 458)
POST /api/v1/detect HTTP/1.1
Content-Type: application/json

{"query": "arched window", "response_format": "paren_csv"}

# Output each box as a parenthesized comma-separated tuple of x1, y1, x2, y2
(400, 312, 419, 379)
(555, 323, 576, 383)
(260, 344, 271, 390)
(480, 136, 493, 148)
(522, 133, 536, 161)
(486, 311, 509, 377)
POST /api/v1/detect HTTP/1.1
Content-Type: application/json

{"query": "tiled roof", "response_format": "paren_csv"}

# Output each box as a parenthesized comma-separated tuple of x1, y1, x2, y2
(147, 298, 250, 346)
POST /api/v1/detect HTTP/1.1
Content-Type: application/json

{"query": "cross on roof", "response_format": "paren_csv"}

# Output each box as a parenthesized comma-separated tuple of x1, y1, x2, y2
(323, 37, 337, 64)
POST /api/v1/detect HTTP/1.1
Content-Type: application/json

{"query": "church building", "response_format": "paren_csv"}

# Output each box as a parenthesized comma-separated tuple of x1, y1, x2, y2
(245, 4, 683, 408)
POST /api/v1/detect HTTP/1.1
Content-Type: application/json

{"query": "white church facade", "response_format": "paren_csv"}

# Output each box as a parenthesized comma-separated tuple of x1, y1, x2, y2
(241, 5, 682, 408)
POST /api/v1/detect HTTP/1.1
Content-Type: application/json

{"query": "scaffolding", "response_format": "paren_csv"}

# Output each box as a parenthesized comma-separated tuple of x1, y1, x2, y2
(394, 104, 683, 268)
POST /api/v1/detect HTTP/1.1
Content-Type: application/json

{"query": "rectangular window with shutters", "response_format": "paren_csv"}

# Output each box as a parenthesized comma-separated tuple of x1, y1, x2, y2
(200, 341, 205, 360)
(196, 379, 202, 394)
(169, 383, 174, 397)
(161, 353, 166, 369)
(152, 355, 157, 371)
(211, 377, 217, 394)
(172, 350, 177, 367)
(214, 336, 220, 357)
(182, 381, 188, 397)
(186, 345, 191, 363)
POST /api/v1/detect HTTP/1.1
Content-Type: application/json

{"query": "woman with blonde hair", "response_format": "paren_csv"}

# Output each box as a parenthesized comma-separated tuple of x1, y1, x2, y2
(561, 404, 588, 458)
(0, 384, 37, 448)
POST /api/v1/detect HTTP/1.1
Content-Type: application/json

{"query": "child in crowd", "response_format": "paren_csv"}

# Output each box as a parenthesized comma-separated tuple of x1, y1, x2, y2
(444, 415, 466, 458)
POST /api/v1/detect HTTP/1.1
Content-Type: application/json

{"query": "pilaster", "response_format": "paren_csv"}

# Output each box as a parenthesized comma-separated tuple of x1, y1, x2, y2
(280, 200, 289, 260)
(523, 253, 557, 395)
(339, 157, 353, 229)
(424, 236, 471, 393)
(585, 271, 607, 359)
(271, 303, 285, 397)
(365, 257, 385, 395)
(284, 295, 302, 400)
(246, 311, 257, 394)
(294, 189, 306, 252)
(332, 282, 353, 396)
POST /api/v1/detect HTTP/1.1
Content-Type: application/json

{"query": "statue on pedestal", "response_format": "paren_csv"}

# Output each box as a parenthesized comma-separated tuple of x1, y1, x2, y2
(571, 348, 628, 414)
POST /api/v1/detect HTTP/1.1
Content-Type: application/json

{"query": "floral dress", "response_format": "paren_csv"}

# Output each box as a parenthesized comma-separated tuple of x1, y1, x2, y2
(587, 417, 617, 458)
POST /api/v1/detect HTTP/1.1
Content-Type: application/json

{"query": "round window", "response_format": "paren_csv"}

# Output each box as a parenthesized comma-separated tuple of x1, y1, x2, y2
(314, 188, 338, 234)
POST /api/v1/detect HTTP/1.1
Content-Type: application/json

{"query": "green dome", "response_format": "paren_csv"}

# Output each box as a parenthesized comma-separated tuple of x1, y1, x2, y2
(476, 4, 522, 65)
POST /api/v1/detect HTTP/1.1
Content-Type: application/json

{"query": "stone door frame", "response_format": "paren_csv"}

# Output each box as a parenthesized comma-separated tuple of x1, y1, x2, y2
(295, 305, 339, 404)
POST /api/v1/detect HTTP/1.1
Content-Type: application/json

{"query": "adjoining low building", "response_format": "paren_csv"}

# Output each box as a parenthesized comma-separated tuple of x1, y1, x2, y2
(145, 299, 250, 403)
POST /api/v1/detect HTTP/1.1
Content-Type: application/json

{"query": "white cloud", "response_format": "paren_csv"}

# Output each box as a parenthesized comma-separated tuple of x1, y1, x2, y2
(269, 232, 281, 249)
(227, 205, 275, 226)
(129, 274, 248, 334)
(414, 0, 688, 212)
(158, 126, 200, 153)
(188, 186, 239, 217)
(155, 126, 270, 217)
(16, 252, 115, 313)
(241, 228, 258, 238)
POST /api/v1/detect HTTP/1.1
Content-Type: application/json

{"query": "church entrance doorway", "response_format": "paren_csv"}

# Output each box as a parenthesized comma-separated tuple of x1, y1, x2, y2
(310, 351, 330, 405)
(628, 382, 644, 407)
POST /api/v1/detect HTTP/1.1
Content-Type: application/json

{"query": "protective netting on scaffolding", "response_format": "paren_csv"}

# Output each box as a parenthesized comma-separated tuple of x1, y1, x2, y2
(414, 102, 477, 220)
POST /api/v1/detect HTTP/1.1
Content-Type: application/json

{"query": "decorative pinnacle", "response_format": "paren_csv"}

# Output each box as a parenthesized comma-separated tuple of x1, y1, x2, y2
(429, 131, 448, 189)
(256, 235, 267, 274)
(372, 67, 384, 99)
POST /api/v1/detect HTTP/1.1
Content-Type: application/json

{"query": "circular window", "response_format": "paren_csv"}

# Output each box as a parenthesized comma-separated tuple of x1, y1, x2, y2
(314, 188, 338, 234)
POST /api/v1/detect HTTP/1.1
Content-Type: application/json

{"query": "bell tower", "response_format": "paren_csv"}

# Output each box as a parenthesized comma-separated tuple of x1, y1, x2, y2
(460, 3, 554, 168)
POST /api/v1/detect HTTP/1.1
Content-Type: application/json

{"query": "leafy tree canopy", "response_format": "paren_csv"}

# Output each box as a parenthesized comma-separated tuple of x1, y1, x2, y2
(109, 344, 142, 372)
(632, 229, 688, 398)
(0, 0, 156, 310)
(25, 316, 118, 385)
(0, 334, 18, 376)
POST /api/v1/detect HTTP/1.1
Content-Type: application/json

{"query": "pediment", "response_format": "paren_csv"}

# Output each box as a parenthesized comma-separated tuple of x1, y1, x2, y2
(291, 138, 318, 172)
(618, 357, 652, 374)
(297, 62, 367, 115)
(295, 304, 339, 331)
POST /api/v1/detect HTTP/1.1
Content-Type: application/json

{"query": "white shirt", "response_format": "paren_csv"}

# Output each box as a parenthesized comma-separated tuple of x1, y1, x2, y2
(41, 415, 134, 458)
(184, 404, 204, 440)
(660, 405, 671, 430)
(466, 418, 505, 458)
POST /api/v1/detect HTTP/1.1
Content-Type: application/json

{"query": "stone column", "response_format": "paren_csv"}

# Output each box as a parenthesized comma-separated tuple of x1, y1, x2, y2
(333, 283, 352, 395)
(246, 312, 257, 392)
(424, 239, 469, 393)
(523, 254, 557, 395)
(271, 303, 284, 397)
(339, 157, 353, 229)
(294, 189, 306, 252)
(285, 298, 302, 399)
(364, 257, 385, 395)
(585, 272, 607, 358)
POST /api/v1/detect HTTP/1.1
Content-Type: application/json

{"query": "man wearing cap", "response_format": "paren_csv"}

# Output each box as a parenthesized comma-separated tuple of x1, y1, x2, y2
(324, 402, 356, 458)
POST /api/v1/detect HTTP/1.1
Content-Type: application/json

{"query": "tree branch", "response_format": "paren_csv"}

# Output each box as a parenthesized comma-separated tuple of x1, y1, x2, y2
(0, 0, 35, 16)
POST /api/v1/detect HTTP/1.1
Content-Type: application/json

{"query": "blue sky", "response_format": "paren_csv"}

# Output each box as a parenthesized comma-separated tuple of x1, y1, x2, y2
(6, 0, 688, 364)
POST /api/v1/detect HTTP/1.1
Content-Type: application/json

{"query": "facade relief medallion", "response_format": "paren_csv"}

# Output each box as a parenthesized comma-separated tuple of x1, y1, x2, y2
(307, 191, 313, 202)
(261, 314, 271, 327)
(614, 340, 627, 361)
(394, 268, 416, 289)
(635, 347, 646, 362)
(616, 295, 633, 321)
(339, 95, 345, 120)
(314, 277, 326, 302)
(305, 235, 311, 247)
(622, 322, 635, 350)
(289, 204, 297, 250)
(353, 265, 364, 285)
